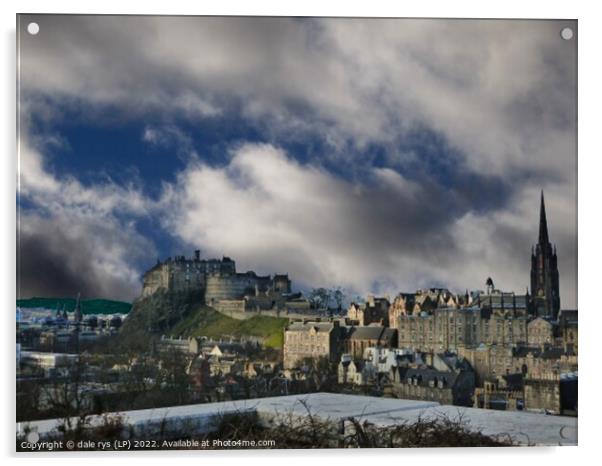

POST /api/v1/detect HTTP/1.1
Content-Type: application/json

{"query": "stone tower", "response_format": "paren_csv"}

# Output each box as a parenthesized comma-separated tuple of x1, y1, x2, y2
(530, 191, 560, 319)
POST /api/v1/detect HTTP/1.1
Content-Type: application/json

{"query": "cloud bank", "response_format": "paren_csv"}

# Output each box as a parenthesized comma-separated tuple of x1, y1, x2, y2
(17, 16, 577, 306)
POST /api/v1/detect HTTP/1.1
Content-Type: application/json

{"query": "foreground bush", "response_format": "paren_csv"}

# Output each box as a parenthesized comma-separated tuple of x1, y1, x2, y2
(17, 404, 516, 450)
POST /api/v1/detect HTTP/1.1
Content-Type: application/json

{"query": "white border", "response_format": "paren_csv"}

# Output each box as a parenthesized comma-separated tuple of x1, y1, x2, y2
(2, 1, 600, 464)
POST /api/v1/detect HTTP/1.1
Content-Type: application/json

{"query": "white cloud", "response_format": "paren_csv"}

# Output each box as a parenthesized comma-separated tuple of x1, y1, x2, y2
(19, 17, 576, 173)
(160, 143, 577, 305)
(17, 16, 577, 305)
(18, 124, 155, 301)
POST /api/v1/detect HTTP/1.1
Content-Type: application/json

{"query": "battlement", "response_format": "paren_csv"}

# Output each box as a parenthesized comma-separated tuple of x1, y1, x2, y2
(140, 252, 294, 306)
(141, 251, 237, 297)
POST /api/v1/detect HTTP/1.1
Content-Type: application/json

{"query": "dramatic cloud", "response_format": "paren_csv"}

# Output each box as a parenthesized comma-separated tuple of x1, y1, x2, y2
(17, 120, 155, 301)
(17, 16, 577, 306)
(17, 213, 153, 301)
(161, 143, 577, 306)
(19, 17, 576, 173)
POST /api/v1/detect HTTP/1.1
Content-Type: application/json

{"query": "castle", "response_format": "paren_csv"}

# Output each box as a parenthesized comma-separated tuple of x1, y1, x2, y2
(141, 250, 293, 310)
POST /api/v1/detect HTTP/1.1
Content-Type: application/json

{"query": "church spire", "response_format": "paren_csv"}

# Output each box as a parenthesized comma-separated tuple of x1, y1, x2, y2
(531, 190, 560, 319)
(539, 190, 549, 246)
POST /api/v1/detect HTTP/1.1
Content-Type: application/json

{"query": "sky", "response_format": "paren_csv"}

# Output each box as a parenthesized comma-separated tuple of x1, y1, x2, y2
(17, 16, 577, 307)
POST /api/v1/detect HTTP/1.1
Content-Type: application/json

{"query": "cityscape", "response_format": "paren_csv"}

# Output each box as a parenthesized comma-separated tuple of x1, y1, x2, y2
(16, 16, 577, 450)
(16, 191, 578, 448)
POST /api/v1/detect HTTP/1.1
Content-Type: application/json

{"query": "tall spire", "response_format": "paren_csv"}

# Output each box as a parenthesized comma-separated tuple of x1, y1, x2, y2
(538, 190, 549, 246)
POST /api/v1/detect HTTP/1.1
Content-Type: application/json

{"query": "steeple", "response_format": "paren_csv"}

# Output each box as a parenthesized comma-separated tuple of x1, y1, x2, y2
(530, 190, 560, 319)
(538, 190, 549, 246)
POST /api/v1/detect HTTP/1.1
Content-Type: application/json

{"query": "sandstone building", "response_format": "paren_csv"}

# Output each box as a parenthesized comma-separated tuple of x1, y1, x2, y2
(347, 295, 390, 326)
(345, 325, 397, 359)
(283, 320, 345, 369)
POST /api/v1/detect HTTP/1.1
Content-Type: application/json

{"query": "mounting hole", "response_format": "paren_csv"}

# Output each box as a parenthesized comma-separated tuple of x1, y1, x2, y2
(27, 22, 40, 35)
(560, 27, 573, 41)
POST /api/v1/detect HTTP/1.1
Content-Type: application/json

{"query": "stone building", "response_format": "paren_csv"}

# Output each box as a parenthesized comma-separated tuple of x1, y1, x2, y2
(345, 326, 398, 359)
(283, 320, 345, 369)
(390, 363, 475, 407)
(524, 379, 561, 414)
(389, 289, 476, 330)
(388, 293, 414, 329)
(473, 374, 525, 411)
(141, 251, 236, 297)
(458, 344, 577, 386)
(205, 271, 272, 303)
(474, 371, 577, 415)
(141, 251, 298, 313)
(347, 296, 390, 327)
(396, 306, 529, 352)
(338, 355, 377, 386)
(156, 335, 200, 354)
(527, 317, 555, 347)
(558, 309, 578, 354)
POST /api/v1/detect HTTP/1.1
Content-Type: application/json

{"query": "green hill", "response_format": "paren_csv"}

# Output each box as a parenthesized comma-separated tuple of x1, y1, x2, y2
(169, 305, 288, 348)
(120, 290, 287, 349)
(16, 297, 132, 315)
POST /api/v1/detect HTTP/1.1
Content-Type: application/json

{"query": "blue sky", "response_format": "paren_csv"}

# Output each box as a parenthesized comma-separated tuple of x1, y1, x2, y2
(17, 16, 577, 306)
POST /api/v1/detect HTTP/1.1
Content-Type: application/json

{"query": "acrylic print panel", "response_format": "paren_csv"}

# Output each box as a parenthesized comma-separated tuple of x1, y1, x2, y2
(16, 15, 577, 450)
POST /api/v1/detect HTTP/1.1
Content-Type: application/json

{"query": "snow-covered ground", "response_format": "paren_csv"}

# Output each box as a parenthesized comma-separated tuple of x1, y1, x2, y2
(20, 392, 577, 446)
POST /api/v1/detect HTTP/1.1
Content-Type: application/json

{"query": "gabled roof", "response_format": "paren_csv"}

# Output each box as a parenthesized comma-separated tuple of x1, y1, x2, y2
(287, 322, 334, 333)
(512, 346, 541, 358)
(347, 326, 396, 342)
(399, 367, 459, 388)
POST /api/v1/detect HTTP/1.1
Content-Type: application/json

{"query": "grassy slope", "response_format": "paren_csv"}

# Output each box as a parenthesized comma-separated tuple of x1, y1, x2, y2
(17, 297, 132, 315)
(169, 304, 288, 349)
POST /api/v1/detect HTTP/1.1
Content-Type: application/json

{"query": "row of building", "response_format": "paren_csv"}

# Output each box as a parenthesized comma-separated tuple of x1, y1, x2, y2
(283, 302, 577, 371)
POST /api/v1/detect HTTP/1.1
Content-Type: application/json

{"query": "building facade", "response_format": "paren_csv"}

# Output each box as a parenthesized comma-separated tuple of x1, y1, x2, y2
(396, 305, 529, 352)
(283, 320, 345, 369)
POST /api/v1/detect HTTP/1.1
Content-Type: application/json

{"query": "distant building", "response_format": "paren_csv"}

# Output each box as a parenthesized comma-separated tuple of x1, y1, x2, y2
(156, 335, 200, 354)
(458, 344, 577, 386)
(141, 252, 236, 297)
(558, 309, 578, 353)
(396, 306, 529, 352)
(346, 295, 390, 326)
(527, 317, 555, 348)
(345, 326, 397, 359)
(141, 251, 300, 313)
(390, 352, 475, 406)
(283, 320, 345, 369)
(474, 375, 525, 411)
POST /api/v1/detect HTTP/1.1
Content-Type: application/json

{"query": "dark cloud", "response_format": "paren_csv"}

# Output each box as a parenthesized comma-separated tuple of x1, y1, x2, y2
(17, 227, 130, 300)
(17, 16, 577, 306)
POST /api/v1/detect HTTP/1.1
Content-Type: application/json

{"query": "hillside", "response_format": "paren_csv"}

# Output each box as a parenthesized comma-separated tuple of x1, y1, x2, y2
(169, 305, 288, 348)
(120, 290, 287, 349)
(17, 297, 132, 315)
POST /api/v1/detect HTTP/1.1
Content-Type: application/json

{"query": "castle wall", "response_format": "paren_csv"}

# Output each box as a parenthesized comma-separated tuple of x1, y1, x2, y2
(213, 299, 247, 317)
(205, 274, 263, 304)
(141, 255, 236, 297)
(141, 266, 171, 297)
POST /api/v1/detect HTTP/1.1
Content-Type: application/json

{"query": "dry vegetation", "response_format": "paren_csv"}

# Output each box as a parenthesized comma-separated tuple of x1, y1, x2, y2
(18, 402, 516, 450)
